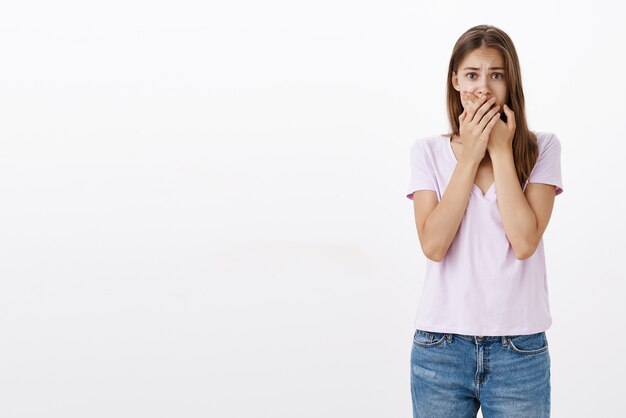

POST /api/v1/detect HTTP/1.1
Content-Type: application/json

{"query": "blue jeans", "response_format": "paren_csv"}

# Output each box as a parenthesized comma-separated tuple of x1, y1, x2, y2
(410, 329, 551, 417)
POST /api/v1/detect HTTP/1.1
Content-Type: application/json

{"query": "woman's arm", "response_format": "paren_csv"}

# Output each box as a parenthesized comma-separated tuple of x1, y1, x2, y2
(413, 158, 480, 262)
(491, 153, 556, 259)
(413, 96, 500, 262)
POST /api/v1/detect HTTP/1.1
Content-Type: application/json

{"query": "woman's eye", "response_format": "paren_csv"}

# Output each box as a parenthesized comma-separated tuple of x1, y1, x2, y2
(466, 72, 504, 80)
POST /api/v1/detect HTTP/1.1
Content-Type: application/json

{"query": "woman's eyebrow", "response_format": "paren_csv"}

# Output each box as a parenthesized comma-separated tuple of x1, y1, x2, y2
(462, 66, 505, 71)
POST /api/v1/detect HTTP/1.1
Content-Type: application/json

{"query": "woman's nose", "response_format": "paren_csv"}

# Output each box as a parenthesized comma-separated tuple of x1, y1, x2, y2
(475, 90, 491, 99)
(475, 80, 491, 96)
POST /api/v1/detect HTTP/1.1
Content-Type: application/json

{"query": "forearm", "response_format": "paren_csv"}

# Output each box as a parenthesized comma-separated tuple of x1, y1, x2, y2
(491, 151, 537, 259)
(423, 159, 479, 261)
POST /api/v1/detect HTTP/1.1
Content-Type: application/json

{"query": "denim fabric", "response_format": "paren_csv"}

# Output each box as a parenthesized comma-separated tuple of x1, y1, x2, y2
(410, 329, 551, 417)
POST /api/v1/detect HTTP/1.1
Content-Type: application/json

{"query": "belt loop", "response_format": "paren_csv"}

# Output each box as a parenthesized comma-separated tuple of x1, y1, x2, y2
(501, 336, 508, 346)
(446, 333, 452, 343)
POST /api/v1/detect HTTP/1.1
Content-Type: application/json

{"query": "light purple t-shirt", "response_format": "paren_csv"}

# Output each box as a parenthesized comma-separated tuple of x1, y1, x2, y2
(406, 131, 563, 336)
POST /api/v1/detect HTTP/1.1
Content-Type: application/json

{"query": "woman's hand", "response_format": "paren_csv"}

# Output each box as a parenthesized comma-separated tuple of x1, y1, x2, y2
(458, 91, 501, 165)
(463, 92, 516, 159)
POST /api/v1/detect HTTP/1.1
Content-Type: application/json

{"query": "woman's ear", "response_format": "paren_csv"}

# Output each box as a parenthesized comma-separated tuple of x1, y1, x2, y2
(451, 72, 459, 91)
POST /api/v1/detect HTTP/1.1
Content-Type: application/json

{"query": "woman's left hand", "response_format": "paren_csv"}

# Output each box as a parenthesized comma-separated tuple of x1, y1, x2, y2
(463, 92, 516, 158)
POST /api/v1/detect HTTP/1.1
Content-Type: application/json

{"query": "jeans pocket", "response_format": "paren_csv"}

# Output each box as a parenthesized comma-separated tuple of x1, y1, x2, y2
(507, 331, 549, 355)
(413, 329, 447, 348)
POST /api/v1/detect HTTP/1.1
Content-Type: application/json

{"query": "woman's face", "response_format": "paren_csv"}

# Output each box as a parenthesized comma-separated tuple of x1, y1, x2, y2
(452, 47, 509, 110)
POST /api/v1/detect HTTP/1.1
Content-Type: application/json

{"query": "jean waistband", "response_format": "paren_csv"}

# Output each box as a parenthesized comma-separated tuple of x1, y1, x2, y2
(418, 329, 543, 344)
(452, 334, 508, 344)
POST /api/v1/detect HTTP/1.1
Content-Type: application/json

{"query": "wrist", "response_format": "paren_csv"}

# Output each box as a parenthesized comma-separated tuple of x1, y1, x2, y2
(490, 149, 514, 165)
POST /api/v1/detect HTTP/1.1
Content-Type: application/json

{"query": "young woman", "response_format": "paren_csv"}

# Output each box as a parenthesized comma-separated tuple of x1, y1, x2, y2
(405, 25, 563, 417)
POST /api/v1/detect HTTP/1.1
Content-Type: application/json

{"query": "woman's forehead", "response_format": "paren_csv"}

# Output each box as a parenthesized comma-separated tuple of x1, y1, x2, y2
(460, 48, 504, 68)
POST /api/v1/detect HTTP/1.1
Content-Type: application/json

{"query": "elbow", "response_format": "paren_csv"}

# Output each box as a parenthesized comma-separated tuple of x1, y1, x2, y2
(422, 241, 445, 263)
(514, 252, 530, 261)
(425, 251, 444, 263)
(514, 241, 537, 261)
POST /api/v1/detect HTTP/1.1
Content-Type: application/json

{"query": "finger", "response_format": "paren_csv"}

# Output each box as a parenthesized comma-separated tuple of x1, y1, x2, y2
(477, 103, 501, 131)
(462, 91, 476, 108)
(466, 94, 489, 124)
(472, 96, 497, 125)
(484, 110, 501, 132)
(465, 91, 479, 105)
(503, 104, 516, 129)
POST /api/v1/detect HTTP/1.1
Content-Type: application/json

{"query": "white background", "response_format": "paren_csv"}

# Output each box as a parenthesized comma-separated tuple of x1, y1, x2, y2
(0, 1, 624, 417)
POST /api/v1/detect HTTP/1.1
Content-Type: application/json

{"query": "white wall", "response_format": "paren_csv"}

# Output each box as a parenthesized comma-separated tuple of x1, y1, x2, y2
(0, 1, 623, 417)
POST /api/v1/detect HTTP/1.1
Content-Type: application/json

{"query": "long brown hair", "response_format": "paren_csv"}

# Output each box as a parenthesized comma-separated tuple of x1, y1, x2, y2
(443, 24, 538, 190)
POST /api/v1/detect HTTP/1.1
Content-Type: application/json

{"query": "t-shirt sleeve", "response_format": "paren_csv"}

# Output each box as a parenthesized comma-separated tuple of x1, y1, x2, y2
(527, 133, 564, 196)
(406, 139, 438, 200)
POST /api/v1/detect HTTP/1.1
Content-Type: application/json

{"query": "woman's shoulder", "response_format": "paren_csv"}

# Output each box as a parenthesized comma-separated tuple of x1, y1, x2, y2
(531, 130, 561, 152)
(531, 130, 559, 142)
(411, 133, 449, 149)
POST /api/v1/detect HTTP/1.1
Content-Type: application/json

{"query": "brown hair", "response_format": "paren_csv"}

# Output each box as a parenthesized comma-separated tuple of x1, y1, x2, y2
(443, 24, 538, 190)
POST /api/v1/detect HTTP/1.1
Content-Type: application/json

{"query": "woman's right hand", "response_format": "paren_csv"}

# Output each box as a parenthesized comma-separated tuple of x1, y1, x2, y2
(457, 92, 501, 165)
